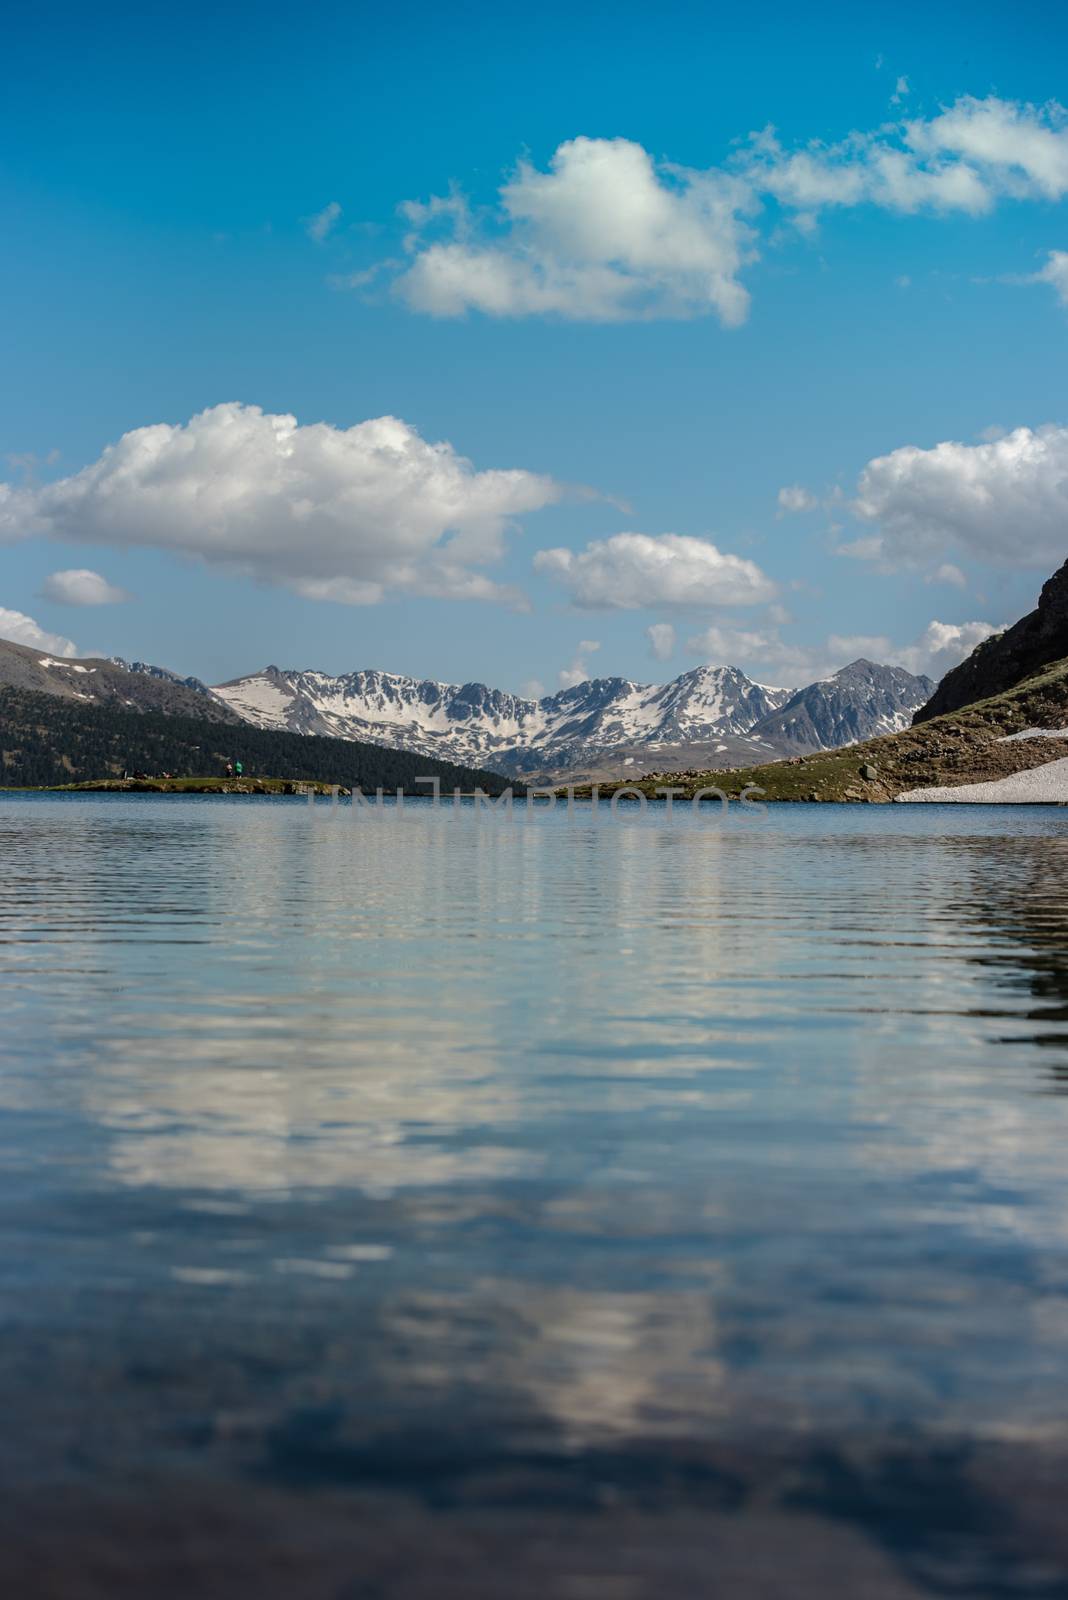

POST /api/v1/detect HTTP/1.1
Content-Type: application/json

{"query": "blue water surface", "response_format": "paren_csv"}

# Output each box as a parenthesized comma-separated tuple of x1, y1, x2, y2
(2, 794, 1067, 1598)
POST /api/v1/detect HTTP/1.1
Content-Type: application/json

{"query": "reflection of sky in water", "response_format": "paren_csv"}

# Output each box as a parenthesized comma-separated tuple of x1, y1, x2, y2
(3, 796, 1068, 1510)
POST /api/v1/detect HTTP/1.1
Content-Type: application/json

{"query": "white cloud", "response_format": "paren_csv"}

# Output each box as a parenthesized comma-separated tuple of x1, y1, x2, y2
(0, 404, 565, 607)
(686, 621, 798, 675)
(777, 484, 817, 513)
(894, 619, 996, 679)
(850, 424, 1068, 569)
(685, 615, 994, 684)
(645, 621, 677, 661)
(0, 607, 77, 657)
(520, 678, 546, 701)
(534, 532, 775, 610)
(40, 568, 131, 606)
(836, 534, 885, 561)
(395, 137, 756, 325)
(742, 124, 991, 216)
(558, 639, 600, 689)
(1017, 248, 1068, 308)
(891, 76, 910, 106)
(927, 562, 967, 588)
(378, 97, 1068, 325)
(305, 201, 341, 242)
(907, 96, 1068, 201)
(747, 95, 1068, 217)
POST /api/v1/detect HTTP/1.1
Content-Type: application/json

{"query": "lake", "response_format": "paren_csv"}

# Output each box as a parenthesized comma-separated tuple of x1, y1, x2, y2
(2, 793, 1068, 1598)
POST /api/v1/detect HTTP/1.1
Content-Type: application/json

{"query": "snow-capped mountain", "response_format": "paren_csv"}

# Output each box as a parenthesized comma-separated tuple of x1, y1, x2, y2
(1, 633, 935, 778)
(208, 659, 932, 778)
(109, 658, 218, 698)
(750, 661, 937, 753)
(210, 664, 792, 775)
(211, 664, 793, 776)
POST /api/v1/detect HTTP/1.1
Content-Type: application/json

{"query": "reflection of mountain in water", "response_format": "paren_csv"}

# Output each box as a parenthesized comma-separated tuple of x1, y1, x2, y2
(951, 834, 1068, 1071)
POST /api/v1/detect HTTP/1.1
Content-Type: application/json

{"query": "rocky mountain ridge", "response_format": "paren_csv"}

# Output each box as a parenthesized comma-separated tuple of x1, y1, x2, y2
(754, 660, 935, 754)
(0, 634, 939, 780)
(0, 638, 241, 724)
(211, 659, 933, 778)
(914, 557, 1068, 723)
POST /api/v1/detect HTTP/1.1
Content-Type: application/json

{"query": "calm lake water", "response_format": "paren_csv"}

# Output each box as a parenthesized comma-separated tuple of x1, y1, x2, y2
(2, 793, 1068, 1598)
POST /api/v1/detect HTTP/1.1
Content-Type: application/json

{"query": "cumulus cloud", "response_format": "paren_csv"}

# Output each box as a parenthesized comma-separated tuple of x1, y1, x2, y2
(741, 123, 991, 216)
(807, 624, 996, 680)
(686, 621, 798, 677)
(558, 639, 600, 689)
(894, 619, 996, 679)
(534, 532, 775, 610)
(373, 97, 1068, 324)
(907, 96, 1068, 201)
(849, 424, 1068, 569)
(0, 404, 566, 607)
(685, 615, 994, 684)
(305, 201, 342, 242)
(927, 562, 967, 588)
(777, 484, 817, 513)
(745, 95, 1068, 217)
(645, 621, 677, 661)
(0, 607, 77, 657)
(394, 137, 756, 324)
(40, 568, 131, 606)
(1016, 248, 1068, 308)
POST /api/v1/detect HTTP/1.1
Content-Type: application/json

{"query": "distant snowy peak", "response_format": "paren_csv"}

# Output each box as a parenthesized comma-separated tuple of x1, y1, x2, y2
(637, 665, 792, 738)
(110, 658, 216, 697)
(748, 659, 935, 751)
(208, 657, 932, 775)
(212, 665, 550, 748)
(210, 662, 791, 773)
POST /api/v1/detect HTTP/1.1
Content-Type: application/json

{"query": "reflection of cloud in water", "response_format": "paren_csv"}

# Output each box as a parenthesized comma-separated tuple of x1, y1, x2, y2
(384, 1282, 728, 1445)
(83, 1008, 537, 1193)
(6, 804, 1068, 1458)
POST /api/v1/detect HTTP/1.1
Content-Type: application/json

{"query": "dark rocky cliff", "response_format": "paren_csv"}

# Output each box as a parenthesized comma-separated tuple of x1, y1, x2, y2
(913, 557, 1068, 724)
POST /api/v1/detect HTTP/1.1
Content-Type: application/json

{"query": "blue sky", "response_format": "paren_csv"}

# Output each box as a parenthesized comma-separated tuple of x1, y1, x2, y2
(2, 0, 1067, 693)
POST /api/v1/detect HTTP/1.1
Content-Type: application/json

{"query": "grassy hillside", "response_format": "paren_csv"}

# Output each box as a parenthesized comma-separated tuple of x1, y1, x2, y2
(0, 685, 516, 794)
(581, 655, 1068, 803)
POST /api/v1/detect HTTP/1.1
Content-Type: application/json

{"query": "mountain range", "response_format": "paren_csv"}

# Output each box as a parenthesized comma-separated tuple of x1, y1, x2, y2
(208, 659, 933, 779)
(0, 638, 934, 781)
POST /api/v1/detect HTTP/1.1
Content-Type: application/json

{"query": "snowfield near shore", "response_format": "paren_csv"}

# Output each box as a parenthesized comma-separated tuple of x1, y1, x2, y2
(896, 757, 1068, 804)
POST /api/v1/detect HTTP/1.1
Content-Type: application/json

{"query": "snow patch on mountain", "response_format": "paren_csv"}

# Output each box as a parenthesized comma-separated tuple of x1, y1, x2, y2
(211, 663, 790, 775)
(207, 657, 934, 777)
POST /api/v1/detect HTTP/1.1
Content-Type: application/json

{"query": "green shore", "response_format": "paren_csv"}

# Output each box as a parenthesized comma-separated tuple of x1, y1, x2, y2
(5, 777, 519, 797)
(9, 777, 350, 796)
